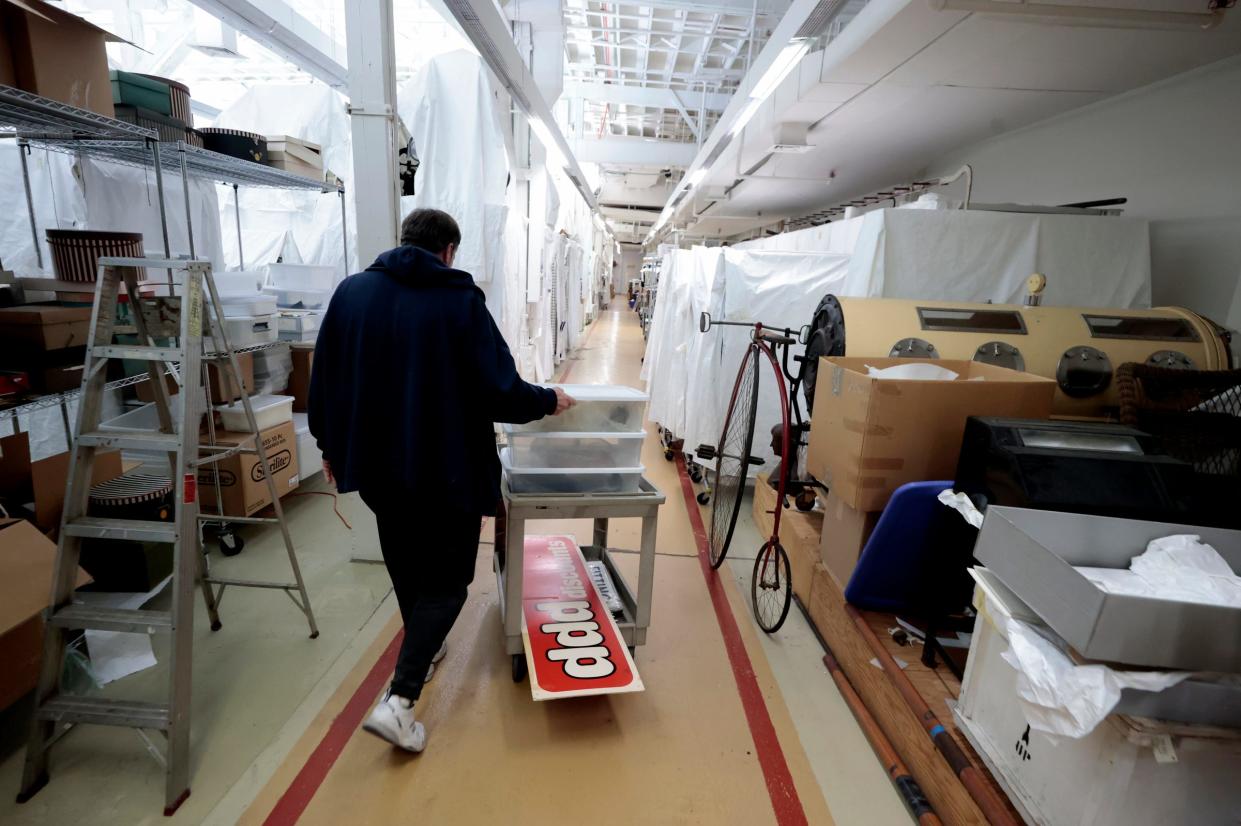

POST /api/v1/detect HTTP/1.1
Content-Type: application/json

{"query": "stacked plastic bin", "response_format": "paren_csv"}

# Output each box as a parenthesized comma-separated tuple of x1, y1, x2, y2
(501, 384, 648, 494)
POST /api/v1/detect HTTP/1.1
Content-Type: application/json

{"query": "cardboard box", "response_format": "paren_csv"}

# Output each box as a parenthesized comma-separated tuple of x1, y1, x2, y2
(0, 0, 123, 117)
(0, 517, 90, 710)
(31, 448, 124, 533)
(0, 305, 92, 352)
(288, 346, 313, 412)
(0, 431, 33, 505)
(807, 358, 1056, 511)
(135, 353, 255, 405)
(976, 506, 1241, 673)
(198, 421, 299, 516)
(818, 491, 881, 589)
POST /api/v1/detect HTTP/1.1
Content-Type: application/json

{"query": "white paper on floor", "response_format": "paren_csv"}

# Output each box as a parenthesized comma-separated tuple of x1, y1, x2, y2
(1002, 617, 1189, 740)
(870, 656, 909, 670)
(77, 574, 172, 685)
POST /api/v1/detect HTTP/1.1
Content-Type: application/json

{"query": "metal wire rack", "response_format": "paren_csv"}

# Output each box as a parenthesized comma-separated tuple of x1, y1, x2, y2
(30, 139, 341, 193)
(0, 85, 157, 141)
(0, 341, 290, 423)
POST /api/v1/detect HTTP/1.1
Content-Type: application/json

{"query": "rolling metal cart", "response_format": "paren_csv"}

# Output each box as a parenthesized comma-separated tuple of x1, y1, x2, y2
(494, 476, 665, 683)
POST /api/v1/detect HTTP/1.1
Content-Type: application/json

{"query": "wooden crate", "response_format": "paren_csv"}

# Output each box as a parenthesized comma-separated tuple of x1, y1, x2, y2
(751, 473, 823, 605)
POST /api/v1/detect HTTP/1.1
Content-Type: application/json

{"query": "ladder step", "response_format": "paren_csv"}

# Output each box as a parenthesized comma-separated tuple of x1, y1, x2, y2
(38, 696, 171, 730)
(91, 345, 186, 362)
(199, 514, 276, 525)
(64, 516, 178, 542)
(49, 604, 173, 633)
(78, 431, 181, 451)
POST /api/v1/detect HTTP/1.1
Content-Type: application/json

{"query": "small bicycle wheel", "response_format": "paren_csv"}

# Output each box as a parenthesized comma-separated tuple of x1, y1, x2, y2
(709, 345, 761, 569)
(751, 540, 792, 634)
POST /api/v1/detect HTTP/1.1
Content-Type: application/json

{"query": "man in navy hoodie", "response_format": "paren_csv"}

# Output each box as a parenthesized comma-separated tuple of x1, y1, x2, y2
(309, 208, 573, 752)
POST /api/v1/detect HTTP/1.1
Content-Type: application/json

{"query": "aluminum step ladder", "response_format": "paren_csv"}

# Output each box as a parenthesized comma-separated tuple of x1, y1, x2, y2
(17, 257, 318, 816)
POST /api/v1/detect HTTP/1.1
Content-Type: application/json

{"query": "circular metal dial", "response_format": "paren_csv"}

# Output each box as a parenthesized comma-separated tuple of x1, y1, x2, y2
(1057, 345, 1113, 397)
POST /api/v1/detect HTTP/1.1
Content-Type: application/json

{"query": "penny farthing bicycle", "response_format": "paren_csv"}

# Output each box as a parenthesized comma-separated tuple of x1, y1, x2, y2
(695, 312, 814, 634)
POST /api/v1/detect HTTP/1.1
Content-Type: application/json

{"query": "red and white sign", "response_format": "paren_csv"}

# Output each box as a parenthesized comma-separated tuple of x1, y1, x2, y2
(521, 535, 643, 701)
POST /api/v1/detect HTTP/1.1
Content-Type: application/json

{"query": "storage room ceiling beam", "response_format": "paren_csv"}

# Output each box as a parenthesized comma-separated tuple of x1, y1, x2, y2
(186, 0, 349, 88)
(564, 79, 732, 111)
(439, 0, 599, 211)
(570, 136, 698, 166)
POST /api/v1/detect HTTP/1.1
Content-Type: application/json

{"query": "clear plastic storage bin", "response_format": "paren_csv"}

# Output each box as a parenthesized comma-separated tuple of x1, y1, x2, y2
(500, 449, 643, 494)
(507, 384, 647, 433)
(215, 394, 293, 432)
(262, 286, 331, 309)
(265, 263, 335, 291)
(216, 293, 277, 318)
(216, 315, 277, 347)
(503, 428, 644, 468)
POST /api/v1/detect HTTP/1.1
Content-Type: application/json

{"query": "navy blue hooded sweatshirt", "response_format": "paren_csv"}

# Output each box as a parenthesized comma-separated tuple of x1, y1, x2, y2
(307, 245, 556, 515)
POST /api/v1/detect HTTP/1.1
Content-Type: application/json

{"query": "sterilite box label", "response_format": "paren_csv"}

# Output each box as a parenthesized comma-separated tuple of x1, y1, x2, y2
(521, 535, 643, 701)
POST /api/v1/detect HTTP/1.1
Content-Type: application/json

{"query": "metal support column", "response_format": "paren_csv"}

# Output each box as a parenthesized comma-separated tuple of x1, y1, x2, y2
(233, 184, 244, 269)
(17, 139, 42, 269)
(344, 0, 400, 263)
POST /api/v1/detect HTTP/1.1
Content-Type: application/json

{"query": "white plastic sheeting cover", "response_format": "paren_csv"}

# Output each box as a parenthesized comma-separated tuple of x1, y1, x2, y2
(0, 144, 222, 274)
(400, 50, 509, 285)
(211, 85, 354, 278)
(737, 208, 1151, 309)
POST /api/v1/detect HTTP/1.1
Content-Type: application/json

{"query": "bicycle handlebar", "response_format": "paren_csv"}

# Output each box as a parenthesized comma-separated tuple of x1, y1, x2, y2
(699, 311, 811, 345)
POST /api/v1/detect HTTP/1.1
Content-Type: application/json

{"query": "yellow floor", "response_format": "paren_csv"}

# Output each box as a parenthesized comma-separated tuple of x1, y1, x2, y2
(0, 309, 910, 826)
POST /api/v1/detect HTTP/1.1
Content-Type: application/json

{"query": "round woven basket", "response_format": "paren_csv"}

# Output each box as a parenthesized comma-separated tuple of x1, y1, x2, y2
(46, 229, 144, 283)
(138, 74, 192, 126)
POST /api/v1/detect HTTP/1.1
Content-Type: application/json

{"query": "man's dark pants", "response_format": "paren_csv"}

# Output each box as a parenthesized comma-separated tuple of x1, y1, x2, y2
(361, 489, 482, 701)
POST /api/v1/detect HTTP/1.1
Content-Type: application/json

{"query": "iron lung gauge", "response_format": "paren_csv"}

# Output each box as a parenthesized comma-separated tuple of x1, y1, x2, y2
(801, 294, 1232, 418)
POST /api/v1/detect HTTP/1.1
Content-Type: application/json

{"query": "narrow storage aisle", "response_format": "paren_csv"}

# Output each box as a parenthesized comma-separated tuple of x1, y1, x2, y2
(233, 309, 909, 826)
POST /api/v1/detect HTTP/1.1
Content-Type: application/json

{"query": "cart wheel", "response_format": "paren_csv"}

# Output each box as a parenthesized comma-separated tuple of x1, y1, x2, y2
(689, 468, 702, 483)
(664, 449, 675, 461)
(511, 654, 527, 683)
(795, 489, 816, 512)
(696, 492, 711, 506)
(218, 531, 244, 557)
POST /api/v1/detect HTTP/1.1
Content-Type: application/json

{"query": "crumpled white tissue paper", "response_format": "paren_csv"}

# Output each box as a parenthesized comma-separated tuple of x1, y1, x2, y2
(937, 489, 984, 528)
(1076, 535, 1241, 609)
(1002, 618, 1189, 739)
(865, 363, 960, 381)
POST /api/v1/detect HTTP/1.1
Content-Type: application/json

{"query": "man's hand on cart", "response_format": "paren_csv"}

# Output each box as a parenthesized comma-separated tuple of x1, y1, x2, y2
(552, 388, 577, 415)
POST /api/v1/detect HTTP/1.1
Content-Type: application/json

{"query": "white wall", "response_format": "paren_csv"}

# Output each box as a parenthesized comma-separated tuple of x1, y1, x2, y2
(617, 244, 643, 295)
(928, 55, 1241, 332)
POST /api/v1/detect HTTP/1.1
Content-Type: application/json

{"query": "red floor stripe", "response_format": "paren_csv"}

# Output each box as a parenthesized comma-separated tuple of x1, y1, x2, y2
(675, 454, 810, 826)
(261, 630, 403, 826)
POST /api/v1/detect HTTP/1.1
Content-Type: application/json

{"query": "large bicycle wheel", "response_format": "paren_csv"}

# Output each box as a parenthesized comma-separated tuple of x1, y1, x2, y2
(708, 345, 760, 569)
(752, 540, 792, 634)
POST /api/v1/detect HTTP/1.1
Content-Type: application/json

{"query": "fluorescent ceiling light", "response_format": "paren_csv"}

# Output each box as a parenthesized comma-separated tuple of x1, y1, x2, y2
(730, 96, 765, 136)
(749, 40, 810, 101)
(529, 117, 570, 170)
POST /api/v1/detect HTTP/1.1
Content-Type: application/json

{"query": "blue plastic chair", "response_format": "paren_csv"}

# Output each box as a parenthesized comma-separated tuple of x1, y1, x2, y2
(843, 480, 953, 614)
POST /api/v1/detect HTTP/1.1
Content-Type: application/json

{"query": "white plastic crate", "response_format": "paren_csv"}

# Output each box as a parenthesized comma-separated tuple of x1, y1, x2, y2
(262, 286, 331, 310)
(503, 428, 644, 468)
(216, 315, 277, 347)
(215, 293, 277, 318)
(265, 262, 335, 291)
(507, 384, 647, 433)
(215, 394, 293, 432)
(955, 569, 1241, 826)
(278, 310, 323, 333)
(500, 449, 642, 494)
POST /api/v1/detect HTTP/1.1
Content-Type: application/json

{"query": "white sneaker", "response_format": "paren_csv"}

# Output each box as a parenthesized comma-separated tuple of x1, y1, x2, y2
(362, 692, 426, 753)
(424, 640, 449, 683)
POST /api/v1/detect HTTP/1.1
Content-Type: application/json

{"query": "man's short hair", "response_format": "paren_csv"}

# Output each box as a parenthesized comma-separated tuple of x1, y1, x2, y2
(400, 208, 462, 253)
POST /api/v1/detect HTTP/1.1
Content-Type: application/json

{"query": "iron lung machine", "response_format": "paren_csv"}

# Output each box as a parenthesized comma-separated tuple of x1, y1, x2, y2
(802, 293, 1232, 418)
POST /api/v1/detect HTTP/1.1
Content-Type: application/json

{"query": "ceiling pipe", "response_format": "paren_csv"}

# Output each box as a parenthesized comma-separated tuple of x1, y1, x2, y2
(929, 0, 1225, 30)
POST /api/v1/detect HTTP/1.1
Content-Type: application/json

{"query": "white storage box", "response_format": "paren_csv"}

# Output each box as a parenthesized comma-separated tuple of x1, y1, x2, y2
(279, 330, 318, 344)
(216, 394, 294, 432)
(500, 449, 643, 494)
(215, 293, 277, 318)
(215, 315, 277, 347)
(955, 568, 1241, 826)
(266, 263, 335, 291)
(278, 310, 323, 334)
(262, 286, 332, 310)
(507, 384, 647, 433)
(212, 271, 264, 294)
(503, 428, 645, 469)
